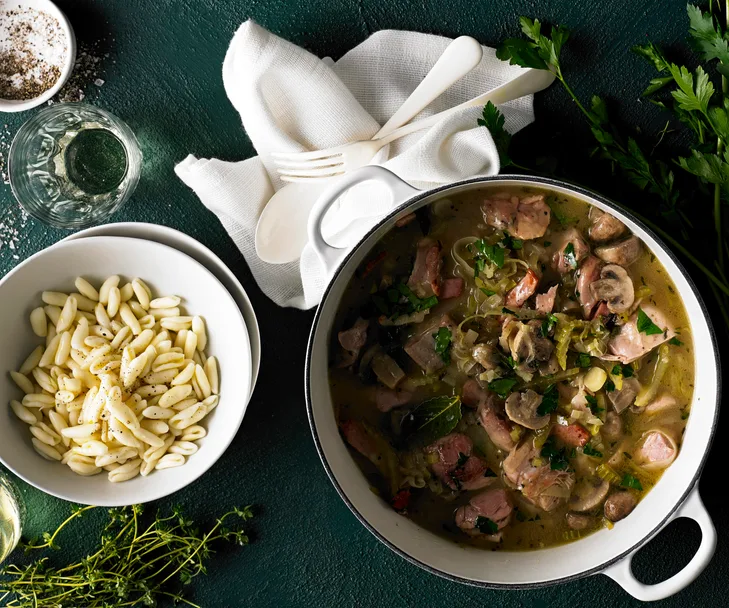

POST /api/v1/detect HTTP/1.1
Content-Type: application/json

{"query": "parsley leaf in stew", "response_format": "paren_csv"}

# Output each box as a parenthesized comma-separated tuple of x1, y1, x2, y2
(488, 378, 518, 398)
(541, 436, 570, 470)
(585, 394, 603, 415)
(604, 378, 616, 392)
(621, 474, 644, 491)
(536, 384, 559, 416)
(637, 307, 664, 335)
(668, 337, 684, 346)
(475, 516, 499, 535)
(433, 327, 453, 365)
(563, 242, 577, 269)
(541, 314, 558, 337)
(583, 443, 603, 458)
(576, 353, 591, 368)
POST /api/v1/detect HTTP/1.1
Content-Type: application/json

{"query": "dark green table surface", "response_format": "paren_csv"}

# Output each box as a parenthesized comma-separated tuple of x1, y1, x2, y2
(0, 1, 725, 606)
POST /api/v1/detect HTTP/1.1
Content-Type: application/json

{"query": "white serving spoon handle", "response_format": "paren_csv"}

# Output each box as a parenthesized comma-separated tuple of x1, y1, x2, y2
(375, 68, 556, 146)
(375, 36, 483, 138)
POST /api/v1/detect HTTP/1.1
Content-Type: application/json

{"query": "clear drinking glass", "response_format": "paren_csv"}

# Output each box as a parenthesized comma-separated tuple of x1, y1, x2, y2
(0, 473, 23, 563)
(8, 103, 142, 229)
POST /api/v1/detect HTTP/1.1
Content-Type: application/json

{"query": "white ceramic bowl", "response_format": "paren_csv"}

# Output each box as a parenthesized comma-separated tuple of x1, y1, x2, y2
(0, 0, 76, 113)
(306, 167, 720, 601)
(0, 236, 252, 505)
(60, 223, 261, 397)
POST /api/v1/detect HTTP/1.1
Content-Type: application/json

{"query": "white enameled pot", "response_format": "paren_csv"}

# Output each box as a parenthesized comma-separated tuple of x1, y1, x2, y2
(305, 166, 720, 601)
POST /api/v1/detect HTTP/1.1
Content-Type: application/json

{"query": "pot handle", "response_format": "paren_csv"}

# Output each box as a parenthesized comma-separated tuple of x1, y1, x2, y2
(307, 166, 420, 276)
(602, 485, 716, 602)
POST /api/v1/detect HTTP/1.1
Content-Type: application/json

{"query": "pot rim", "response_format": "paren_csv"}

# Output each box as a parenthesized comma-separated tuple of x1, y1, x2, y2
(305, 173, 721, 589)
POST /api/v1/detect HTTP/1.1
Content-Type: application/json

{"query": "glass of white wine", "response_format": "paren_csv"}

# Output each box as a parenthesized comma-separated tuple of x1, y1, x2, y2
(0, 473, 22, 563)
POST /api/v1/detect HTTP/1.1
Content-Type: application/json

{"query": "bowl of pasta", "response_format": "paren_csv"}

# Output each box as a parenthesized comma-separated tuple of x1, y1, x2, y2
(0, 236, 252, 505)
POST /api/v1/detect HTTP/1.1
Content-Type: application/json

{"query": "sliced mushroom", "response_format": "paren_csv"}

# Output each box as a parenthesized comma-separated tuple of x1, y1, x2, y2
(608, 377, 641, 413)
(588, 207, 628, 244)
(505, 389, 550, 429)
(604, 491, 637, 522)
(601, 411, 624, 442)
(595, 235, 642, 266)
(566, 512, 595, 530)
(633, 429, 678, 470)
(569, 476, 610, 512)
(472, 344, 500, 371)
(589, 265, 635, 313)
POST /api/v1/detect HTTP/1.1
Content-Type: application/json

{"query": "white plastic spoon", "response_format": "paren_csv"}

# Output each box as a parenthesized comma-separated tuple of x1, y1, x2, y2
(254, 36, 484, 264)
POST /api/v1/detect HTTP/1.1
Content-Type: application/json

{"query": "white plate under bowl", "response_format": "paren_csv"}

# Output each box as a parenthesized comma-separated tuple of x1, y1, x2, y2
(0, 236, 252, 506)
(61, 223, 261, 398)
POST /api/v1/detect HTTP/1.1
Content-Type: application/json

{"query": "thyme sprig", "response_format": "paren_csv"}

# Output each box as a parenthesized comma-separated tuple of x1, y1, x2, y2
(0, 503, 254, 608)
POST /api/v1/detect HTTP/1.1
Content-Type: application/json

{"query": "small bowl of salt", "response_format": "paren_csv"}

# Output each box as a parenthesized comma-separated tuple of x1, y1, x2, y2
(0, 0, 76, 112)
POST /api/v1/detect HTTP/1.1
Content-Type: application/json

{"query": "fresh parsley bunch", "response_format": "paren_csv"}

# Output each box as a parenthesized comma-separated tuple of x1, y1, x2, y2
(487, 6, 729, 333)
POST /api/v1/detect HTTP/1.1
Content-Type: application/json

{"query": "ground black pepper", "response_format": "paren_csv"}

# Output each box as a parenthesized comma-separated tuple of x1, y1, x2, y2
(0, 6, 68, 101)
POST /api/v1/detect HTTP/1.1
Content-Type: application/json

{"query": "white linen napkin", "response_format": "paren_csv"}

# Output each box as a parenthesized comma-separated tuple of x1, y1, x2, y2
(175, 21, 535, 309)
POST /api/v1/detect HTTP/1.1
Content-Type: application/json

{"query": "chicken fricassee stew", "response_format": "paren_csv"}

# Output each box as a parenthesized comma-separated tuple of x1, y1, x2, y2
(330, 187, 694, 550)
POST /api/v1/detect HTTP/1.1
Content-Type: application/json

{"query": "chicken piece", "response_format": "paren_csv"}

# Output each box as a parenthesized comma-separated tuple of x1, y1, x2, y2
(426, 433, 494, 491)
(407, 238, 443, 298)
(576, 256, 602, 318)
(482, 194, 551, 240)
(552, 228, 590, 274)
(461, 380, 515, 452)
(505, 269, 540, 308)
(337, 318, 368, 367)
(440, 278, 464, 299)
(604, 305, 674, 364)
(340, 420, 400, 494)
(633, 430, 677, 470)
(535, 285, 558, 314)
(404, 315, 456, 374)
(455, 488, 513, 539)
(588, 207, 628, 244)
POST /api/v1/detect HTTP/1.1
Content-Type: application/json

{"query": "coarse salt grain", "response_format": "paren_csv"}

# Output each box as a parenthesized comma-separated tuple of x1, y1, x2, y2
(0, 3, 68, 100)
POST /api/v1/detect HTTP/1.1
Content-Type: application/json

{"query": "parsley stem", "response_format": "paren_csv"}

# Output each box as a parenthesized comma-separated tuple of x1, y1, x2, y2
(554, 73, 591, 119)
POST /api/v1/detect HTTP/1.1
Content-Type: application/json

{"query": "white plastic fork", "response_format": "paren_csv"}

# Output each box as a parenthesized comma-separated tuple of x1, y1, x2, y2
(254, 36, 484, 264)
(272, 67, 556, 182)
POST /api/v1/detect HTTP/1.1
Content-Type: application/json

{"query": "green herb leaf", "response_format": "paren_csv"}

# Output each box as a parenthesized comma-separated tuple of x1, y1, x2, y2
(622, 364, 634, 378)
(540, 436, 570, 470)
(478, 101, 513, 168)
(605, 379, 616, 392)
(668, 337, 684, 346)
(563, 242, 577, 270)
(576, 353, 591, 368)
(621, 473, 644, 491)
(475, 516, 499, 535)
(583, 443, 603, 458)
(488, 378, 518, 398)
(432, 327, 453, 365)
(687, 4, 729, 71)
(536, 384, 559, 416)
(502, 233, 523, 250)
(585, 395, 604, 415)
(540, 313, 558, 337)
(668, 64, 714, 114)
(480, 287, 497, 296)
(472, 238, 506, 270)
(401, 396, 462, 446)
(636, 307, 664, 335)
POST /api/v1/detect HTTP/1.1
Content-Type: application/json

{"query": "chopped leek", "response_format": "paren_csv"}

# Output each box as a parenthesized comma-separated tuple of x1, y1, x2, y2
(634, 344, 670, 407)
(596, 463, 621, 484)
